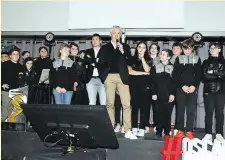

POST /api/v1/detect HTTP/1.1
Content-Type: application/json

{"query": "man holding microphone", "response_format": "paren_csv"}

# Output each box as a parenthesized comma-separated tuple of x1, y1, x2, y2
(98, 26, 137, 139)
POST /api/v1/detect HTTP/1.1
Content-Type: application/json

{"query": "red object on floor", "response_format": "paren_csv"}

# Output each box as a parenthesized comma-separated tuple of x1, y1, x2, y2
(175, 131, 185, 138)
(185, 131, 194, 139)
(160, 136, 182, 160)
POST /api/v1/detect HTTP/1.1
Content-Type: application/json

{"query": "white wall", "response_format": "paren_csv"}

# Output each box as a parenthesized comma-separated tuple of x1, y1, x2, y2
(2, 1, 225, 36)
(184, 1, 225, 32)
(1, 1, 69, 31)
(68, 1, 184, 29)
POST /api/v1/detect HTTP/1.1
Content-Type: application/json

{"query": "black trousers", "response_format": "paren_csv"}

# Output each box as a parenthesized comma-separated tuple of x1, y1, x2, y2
(150, 99, 156, 127)
(176, 88, 197, 132)
(131, 88, 152, 129)
(115, 93, 123, 124)
(172, 99, 178, 129)
(34, 85, 51, 104)
(155, 100, 173, 135)
(27, 86, 37, 104)
(71, 89, 89, 105)
(204, 92, 225, 134)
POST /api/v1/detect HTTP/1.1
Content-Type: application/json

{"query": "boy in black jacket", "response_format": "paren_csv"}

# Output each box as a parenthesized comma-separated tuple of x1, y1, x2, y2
(202, 42, 225, 141)
(152, 49, 176, 137)
(1, 46, 24, 121)
(172, 38, 202, 139)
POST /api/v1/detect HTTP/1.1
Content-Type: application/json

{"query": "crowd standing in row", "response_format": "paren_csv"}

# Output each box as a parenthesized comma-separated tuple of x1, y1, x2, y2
(1, 26, 225, 140)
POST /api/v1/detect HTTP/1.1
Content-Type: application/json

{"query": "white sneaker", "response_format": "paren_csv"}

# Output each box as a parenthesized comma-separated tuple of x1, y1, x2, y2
(137, 129, 145, 137)
(145, 127, 149, 133)
(216, 134, 225, 143)
(153, 127, 157, 134)
(202, 134, 213, 141)
(173, 129, 178, 136)
(125, 130, 138, 140)
(114, 124, 121, 133)
(121, 126, 125, 133)
(132, 128, 138, 136)
(162, 130, 165, 137)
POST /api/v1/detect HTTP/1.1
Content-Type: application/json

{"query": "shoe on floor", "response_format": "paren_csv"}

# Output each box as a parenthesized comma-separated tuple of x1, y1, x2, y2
(153, 127, 156, 134)
(175, 131, 185, 138)
(162, 130, 165, 137)
(114, 124, 121, 133)
(172, 129, 178, 136)
(132, 128, 138, 136)
(216, 134, 225, 143)
(145, 126, 149, 133)
(186, 131, 194, 140)
(137, 129, 145, 137)
(202, 134, 213, 141)
(120, 126, 125, 133)
(125, 130, 138, 140)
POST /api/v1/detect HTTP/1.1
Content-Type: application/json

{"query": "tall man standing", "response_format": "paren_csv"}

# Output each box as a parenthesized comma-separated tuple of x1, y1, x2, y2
(83, 33, 106, 105)
(98, 26, 137, 139)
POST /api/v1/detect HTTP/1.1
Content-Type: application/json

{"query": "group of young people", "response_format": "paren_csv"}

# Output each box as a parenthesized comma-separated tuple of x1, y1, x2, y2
(1, 26, 225, 141)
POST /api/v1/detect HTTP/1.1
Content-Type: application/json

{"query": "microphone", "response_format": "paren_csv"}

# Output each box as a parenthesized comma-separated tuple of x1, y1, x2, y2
(116, 39, 120, 49)
(18, 72, 23, 76)
(18, 72, 24, 87)
(18, 72, 23, 80)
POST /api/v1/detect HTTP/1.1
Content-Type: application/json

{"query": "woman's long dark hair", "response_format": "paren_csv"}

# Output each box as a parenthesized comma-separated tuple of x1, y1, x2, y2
(23, 57, 34, 70)
(69, 43, 79, 55)
(69, 43, 80, 61)
(134, 41, 152, 67)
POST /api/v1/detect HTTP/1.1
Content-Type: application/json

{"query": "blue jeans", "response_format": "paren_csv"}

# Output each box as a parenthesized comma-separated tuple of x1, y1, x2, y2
(86, 78, 106, 105)
(53, 89, 73, 104)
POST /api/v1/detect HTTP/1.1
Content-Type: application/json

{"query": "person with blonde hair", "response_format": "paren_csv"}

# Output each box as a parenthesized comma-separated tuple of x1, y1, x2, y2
(49, 43, 78, 104)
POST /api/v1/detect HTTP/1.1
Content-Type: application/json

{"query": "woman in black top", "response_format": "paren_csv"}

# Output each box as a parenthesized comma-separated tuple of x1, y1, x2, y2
(148, 43, 160, 130)
(128, 41, 152, 137)
(50, 43, 78, 104)
(34, 47, 53, 78)
(34, 46, 53, 104)
(23, 57, 39, 104)
(72, 50, 89, 105)
(69, 43, 89, 105)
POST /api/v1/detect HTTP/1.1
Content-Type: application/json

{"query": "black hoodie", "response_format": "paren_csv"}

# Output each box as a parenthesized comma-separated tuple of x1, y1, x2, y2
(202, 56, 225, 93)
(151, 61, 176, 101)
(1, 60, 24, 90)
(172, 53, 202, 89)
